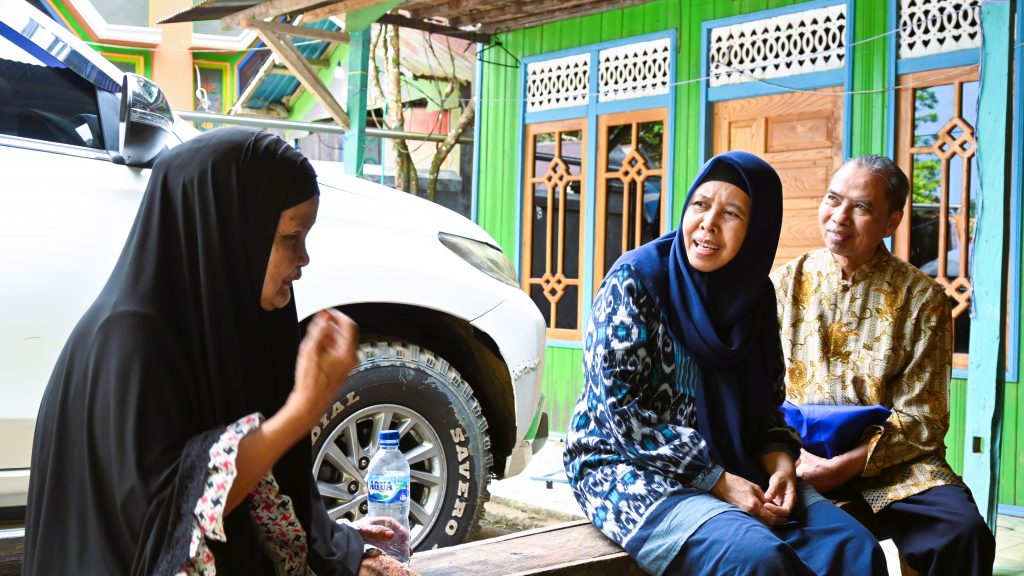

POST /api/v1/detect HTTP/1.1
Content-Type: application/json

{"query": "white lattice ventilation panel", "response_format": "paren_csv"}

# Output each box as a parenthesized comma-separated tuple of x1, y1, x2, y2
(709, 4, 847, 87)
(525, 53, 590, 113)
(598, 37, 672, 102)
(899, 0, 980, 59)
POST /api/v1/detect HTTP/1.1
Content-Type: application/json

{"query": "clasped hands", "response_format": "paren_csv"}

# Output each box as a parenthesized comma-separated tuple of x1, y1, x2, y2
(711, 452, 797, 527)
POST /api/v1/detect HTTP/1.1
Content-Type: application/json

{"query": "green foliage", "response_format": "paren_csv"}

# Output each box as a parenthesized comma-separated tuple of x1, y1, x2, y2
(912, 88, 942, 203)
(912, 156, 941, 204)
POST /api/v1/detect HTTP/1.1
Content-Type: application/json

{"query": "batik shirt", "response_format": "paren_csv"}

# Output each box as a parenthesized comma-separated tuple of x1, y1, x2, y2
(772, 246, 964, 512)
(564, 264, 802, 575)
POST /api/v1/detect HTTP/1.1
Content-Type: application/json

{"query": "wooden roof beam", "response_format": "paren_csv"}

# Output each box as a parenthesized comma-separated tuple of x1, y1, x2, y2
(422, 0, 518, 27)
(470, 0, 653, 33)
(250, 23, 351, 129)
(303, 0, 392, 22)
(240, 18, 351, 42)
(377, 13, 490, 44)
(270, 57, 330, 74)
(222, 0, 339, 29)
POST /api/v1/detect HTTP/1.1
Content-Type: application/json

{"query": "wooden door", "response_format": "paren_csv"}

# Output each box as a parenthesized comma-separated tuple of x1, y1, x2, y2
(713, 87, 844, 270)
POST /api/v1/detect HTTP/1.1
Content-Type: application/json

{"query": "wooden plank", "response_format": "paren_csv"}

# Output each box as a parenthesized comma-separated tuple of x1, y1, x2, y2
(410, 520, 645, 576)
(452, 0, 605, 29)
(377, 13, 491, 44)
(221, 0, 343, 29)
(252, 26, 351, 129)
(242, 19, 350, 43)
(270, 58, 330, 75)
(964, 0, 1014, 527)
(485, 0, 652, 35)
(299, 0, 395, 22)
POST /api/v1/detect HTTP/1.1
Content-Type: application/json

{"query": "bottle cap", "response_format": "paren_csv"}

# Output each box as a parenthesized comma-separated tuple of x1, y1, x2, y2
(379, 430, 400, 447)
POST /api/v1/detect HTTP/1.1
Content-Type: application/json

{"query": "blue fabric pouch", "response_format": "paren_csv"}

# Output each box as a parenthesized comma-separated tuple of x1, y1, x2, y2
(780, 401, 891, 458)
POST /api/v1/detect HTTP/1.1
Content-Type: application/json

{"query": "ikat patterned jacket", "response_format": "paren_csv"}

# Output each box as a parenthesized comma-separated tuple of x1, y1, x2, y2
(564, 263, 801, 570)
(772, 246, 964, 512)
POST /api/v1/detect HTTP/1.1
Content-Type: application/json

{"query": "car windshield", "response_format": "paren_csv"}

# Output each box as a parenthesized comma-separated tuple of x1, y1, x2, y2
(0, 28, 105, 148)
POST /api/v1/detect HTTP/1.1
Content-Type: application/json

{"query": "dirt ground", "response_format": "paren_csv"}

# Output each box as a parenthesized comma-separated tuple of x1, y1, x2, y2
(473, 495, 582, 540)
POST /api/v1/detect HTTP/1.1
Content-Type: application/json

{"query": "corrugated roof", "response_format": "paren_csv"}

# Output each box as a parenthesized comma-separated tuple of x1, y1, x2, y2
(159, 0, 260, 24)
(158, 0, 644, 36)
(245, 18, 337, 109)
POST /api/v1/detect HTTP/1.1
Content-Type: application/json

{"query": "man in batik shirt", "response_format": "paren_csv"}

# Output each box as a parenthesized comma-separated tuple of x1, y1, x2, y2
(772, 155, 994, 576)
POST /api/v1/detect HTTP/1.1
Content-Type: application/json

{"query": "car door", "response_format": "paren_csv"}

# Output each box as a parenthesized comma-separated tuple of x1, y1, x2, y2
(0, 8, 151, 507)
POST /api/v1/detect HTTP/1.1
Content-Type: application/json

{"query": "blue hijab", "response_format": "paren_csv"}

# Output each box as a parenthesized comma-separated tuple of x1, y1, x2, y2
(619, 151, 784, 488)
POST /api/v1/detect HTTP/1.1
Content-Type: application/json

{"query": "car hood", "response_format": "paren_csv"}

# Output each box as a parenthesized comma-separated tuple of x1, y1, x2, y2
(311, 161, 495, 245)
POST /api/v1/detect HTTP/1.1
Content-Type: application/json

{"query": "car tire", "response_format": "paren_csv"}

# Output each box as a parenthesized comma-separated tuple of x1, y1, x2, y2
(310, 339, 492, 551)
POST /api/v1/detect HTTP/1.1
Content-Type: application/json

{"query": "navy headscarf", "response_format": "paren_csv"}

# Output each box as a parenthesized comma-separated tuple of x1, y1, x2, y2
(619, 151, 784, 488)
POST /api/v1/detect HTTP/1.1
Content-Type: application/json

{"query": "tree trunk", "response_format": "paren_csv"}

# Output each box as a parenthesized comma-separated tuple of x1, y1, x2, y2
(384, 24, 417, 194)
(426, 99, 474, 202)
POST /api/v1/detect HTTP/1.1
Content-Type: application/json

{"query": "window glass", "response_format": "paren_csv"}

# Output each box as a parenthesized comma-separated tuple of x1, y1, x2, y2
(902, 74, 979, 359)
(0, 34, 104, 149)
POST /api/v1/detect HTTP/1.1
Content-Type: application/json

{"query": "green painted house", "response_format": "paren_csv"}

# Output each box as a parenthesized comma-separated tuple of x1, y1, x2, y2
(470, 0, 1022, 514)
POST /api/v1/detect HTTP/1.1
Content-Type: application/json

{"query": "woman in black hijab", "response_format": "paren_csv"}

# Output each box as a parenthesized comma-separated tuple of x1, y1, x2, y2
(24, 127, 411, 575)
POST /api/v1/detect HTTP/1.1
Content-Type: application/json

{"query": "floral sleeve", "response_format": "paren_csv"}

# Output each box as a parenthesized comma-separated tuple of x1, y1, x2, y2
(176, 413, 312, 576)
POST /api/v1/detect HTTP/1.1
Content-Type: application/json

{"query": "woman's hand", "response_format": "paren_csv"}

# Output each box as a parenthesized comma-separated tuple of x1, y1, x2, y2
(286, 309, 359, 432)
(760, 451, 797, 521)
(710, 471, 785, 526)
(358, 554, 421, 576)
(353, 516, 412, 559)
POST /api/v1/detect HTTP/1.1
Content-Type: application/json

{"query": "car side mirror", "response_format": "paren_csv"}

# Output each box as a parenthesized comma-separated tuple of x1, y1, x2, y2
(116, 73, 172, 167)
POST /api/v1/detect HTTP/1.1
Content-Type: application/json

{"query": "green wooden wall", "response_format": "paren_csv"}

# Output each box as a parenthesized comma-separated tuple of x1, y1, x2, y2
(477, 0, 1024, 506)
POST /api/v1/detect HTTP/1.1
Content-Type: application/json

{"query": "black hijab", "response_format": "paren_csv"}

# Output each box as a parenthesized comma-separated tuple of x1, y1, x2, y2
(24, 127, 362, 575)
(619, 151, 785, 488)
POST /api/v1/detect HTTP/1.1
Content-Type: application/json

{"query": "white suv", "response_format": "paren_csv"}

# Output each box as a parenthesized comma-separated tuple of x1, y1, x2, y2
(0, 0, 547, 551)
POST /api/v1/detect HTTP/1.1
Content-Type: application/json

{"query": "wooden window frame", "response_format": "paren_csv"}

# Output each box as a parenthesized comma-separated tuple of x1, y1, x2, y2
(522, 119, 588, 340)
(894, 65, 980, 370)
(593, 107, 670, 295)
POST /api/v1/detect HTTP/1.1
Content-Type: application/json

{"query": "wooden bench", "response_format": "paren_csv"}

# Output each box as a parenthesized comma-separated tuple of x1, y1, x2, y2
(0, 518, 912, 576)
(411, 520, 646, 576)
(410, 517, 913, 576)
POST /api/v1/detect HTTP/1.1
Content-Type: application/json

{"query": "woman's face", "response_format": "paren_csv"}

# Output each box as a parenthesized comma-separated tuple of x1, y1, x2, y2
(261, 196, 319, 311)
(681, 180, 750, 273)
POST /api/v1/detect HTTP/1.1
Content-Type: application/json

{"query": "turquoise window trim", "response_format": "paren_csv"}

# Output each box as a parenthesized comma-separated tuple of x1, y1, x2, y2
(515, 29, 678, 344)
(706, 69, 846, 102)
(895, 48, 980, 75)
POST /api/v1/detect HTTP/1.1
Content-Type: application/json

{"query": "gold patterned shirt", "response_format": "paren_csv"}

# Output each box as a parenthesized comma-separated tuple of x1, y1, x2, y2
(771, 246, 963, 512)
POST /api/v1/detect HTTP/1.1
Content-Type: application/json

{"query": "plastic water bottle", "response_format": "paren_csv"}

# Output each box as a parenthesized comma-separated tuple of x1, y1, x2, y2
(365, 430, 411, 562)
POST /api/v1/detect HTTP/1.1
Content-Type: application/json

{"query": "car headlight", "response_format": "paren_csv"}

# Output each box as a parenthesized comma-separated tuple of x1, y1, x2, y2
(439, 232, 520, 288)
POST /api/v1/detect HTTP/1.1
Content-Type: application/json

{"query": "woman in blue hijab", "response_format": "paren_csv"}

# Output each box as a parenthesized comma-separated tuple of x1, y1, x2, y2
(563, 151, 886, 575)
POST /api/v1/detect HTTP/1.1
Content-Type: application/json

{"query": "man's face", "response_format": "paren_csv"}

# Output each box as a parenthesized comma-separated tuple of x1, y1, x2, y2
(818, 163, 903, 276)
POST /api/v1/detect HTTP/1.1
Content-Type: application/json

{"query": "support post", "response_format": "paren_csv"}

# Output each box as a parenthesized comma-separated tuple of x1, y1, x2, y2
(344, 28, 370, 177)
(963, 0, 1015, 529)
(251, 26, 350, 130)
